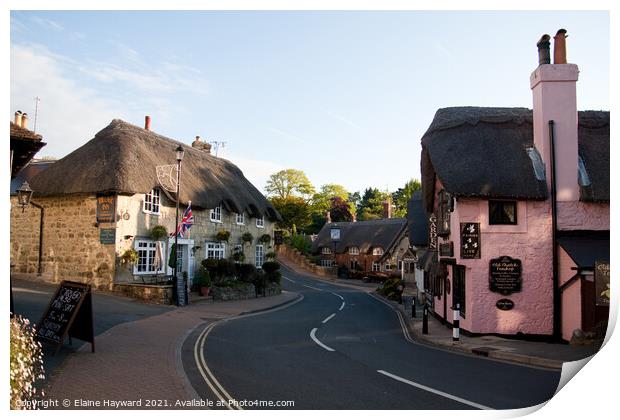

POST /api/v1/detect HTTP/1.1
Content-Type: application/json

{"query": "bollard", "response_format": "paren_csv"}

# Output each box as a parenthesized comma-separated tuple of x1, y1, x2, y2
(422, 304, 429, 335)
(453, 303, 460, 341)
(412, 297, 416, 318)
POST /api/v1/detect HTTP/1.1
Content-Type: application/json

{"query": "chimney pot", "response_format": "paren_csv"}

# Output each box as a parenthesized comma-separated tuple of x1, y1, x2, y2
(382, 200, 392, 219)
(14, 111, 22, 126)
(145, 115, 151, 130)
(326, 211, 332, 224)
(537, 34, 551, 65)
(553, 29, 568, 64)
(21, 113, 28, 129)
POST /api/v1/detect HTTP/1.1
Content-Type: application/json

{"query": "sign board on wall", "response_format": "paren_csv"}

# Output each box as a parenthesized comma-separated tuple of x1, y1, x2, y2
(428, 214, 438, 251)
(96, 195, 117, 223)
(439, 242, 454, 257)
(496, 299, 515, 311)
(489, 256, 522, 295)
(595, 260, 610, 307)
(99, 228, 116, 244)
(460, 223, 480, 259)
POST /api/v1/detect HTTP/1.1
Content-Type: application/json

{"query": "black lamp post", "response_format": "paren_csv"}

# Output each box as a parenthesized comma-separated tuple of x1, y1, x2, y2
(173, 145, 185, 306)
(330, 225, 340, 275)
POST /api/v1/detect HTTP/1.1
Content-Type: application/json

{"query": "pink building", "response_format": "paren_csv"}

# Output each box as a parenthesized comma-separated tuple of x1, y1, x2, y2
(418, 30, 609, 341)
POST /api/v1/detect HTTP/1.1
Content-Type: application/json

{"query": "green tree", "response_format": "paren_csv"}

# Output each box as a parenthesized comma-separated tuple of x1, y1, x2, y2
(270, 196, 312, 231)
(329, 196, 354, 222)
(356, 188, 390, 221)
(392, 179, 421, 218)
(311, 184, 351, 215)
(265, 169, 315, 200)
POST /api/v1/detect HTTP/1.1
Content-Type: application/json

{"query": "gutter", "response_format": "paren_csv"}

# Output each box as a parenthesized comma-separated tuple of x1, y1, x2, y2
(549, 120, 561, 340)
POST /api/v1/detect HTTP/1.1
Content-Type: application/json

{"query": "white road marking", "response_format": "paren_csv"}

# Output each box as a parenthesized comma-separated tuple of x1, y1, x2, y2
(302, 284, 323, 291)
(339, 301, 345, 311)
(282, 276, 296, 284)
(377, 370, 493, 410)
(322, 313, 336, 324)
(330, 291, 344, 300)
(367, 292, 414, 343)
(310, 328, 335, 352)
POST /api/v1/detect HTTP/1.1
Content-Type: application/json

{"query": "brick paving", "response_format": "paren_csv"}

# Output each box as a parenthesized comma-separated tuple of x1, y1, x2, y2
(45, 291, 299, 408)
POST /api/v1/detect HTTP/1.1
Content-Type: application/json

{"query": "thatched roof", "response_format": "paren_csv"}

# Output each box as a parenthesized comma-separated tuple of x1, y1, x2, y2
(10, 122, 46, 178)
(312, 218, 407, 255)
(28, 119, 281, 221)
(421, 107, 609, 212)
(407, 191, 428, 247)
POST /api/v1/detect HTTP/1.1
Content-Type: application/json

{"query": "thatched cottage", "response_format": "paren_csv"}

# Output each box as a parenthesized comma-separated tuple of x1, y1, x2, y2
(418, 31, 609, 341)
(10, 118, 281, 301)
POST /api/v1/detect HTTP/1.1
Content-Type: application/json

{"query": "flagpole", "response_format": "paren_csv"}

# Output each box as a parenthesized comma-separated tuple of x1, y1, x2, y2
(173, 145, 184, 306)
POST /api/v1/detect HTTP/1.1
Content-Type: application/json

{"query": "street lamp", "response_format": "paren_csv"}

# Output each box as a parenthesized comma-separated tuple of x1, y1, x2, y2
(330, 225, 340, 275)
(173, 145, 185, 306)
(17, 181, 33, 212)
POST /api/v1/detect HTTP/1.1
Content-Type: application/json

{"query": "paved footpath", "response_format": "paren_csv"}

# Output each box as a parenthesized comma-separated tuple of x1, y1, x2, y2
(45, 291, 299, 409)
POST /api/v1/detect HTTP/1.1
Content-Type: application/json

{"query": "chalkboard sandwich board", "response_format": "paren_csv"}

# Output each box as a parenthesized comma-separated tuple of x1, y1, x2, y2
(37, 281, 95, 355)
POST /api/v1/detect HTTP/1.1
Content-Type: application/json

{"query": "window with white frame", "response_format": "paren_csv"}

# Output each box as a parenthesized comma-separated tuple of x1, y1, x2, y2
(372, 261, 381, 271)
(210, 205, 222, 222)
(255, 244, 264, 268)
(236, 212, 245, 225)
(256, 216, 264, 228)
(349, 246, 359, 255)
(385, 263, 392, 271)
(322, 247, 332, 255)
(372, 247, 384, 256)
(135, 240, 158, 274)
(143, 188, 161, 215)
(321, 260, 333, 267)
(205, 242, 226, 259)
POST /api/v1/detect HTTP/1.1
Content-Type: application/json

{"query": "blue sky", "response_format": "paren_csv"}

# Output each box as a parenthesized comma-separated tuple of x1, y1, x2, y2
(10, 10, 609, 194)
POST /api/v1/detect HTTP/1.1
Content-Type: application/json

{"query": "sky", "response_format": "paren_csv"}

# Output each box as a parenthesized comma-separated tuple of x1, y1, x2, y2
(10, 10, 610, 195)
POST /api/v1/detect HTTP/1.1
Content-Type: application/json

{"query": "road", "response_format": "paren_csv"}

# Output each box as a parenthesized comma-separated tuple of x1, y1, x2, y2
(182, 266, 562, 410)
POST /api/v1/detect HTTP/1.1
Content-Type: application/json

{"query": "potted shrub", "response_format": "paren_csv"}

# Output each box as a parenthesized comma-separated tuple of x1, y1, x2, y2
(193, 267, 212, 296)
(216, 229, 231, 243)
(232, 251, 245, 263)
(265, 251, 277, 261)
(241, 232, 254, 245)
(150, 225, 168, 241)
(259, 233, 271, 244)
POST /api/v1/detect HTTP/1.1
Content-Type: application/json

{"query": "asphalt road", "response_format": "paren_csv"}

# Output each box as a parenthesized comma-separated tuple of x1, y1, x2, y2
(182, 266, 562, 410)
(12, 278, 172, 381)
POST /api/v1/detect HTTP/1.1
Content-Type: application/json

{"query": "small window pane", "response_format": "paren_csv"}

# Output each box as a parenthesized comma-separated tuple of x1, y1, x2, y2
(489, 201, 517, 225)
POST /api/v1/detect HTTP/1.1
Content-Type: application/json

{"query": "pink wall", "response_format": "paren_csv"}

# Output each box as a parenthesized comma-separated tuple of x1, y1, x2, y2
(559, 247, 582, 341)
(439, 197, 554, 335)
(557, 201, 609, 231)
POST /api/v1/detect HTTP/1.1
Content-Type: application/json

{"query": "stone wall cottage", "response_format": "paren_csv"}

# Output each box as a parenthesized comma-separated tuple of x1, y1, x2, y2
(311, 218, 410, 281)
(10, 118, 281, 295)
(418, 30, 609, 340)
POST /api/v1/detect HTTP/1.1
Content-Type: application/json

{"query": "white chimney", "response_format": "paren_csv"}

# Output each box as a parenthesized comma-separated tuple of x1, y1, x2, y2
(14, 110, 22, 127)
(530, 29, 579, 201)
(21, 113, 28, 129)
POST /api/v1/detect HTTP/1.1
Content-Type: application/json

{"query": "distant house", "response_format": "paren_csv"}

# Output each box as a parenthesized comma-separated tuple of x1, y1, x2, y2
(10, 118, 281, 295)
(418, 31, 609, 341)
(406, 191, 428, 299)
(311, 218, 409, 279)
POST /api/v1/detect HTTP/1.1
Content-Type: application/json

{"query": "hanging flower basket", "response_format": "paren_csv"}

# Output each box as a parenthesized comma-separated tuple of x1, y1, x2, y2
(241, 232, 254, 245)
(259, 234, 271, 244)
(150, 225, 168, 241)
(120, 248, 138, 266)
(216, 229, 231, 243)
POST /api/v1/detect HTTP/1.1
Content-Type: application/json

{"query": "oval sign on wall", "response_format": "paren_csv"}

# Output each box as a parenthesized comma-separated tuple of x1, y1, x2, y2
(496, 299, 515, 311)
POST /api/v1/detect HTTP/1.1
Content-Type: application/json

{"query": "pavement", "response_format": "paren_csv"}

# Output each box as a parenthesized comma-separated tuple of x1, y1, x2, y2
(277, 254, 602, 370)
(35, 287, 300, 408)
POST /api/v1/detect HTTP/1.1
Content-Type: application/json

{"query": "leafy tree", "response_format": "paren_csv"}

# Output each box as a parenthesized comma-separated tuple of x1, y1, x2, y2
(265, 169, 315, 200)
(311, 184, 349, 212)
(348, 191, 361, 212)
(392, 179, 421, 218)
(270, 196, 312, 231)
(356, 188, 390, 221)
(329, 196, 354, 222)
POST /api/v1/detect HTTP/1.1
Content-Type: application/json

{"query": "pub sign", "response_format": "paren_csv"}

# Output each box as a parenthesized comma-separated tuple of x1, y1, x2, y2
(439, 242, 454, 257)
(595, 260, 610, 307)
(99, 228, 116, 245)
(96, 195, 117, 223)
(428, 213, 438, 251)
(489, 256, 522, 295)
(460, 223, 480, 259)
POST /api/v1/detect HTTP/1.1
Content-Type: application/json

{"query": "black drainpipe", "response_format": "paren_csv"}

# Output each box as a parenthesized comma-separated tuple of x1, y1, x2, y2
(549, 120, 561, 340)
(30, 201, 45, 276)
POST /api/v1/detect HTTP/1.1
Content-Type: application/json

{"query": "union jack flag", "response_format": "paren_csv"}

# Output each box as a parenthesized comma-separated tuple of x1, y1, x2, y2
(173, 202, 194, 238)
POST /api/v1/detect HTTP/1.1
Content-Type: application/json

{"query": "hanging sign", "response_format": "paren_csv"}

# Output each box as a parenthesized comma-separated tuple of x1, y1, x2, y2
(37, 281, 95, 355)
(428, 213, 438, 251)
(461, 223, 480, 259)
(595, 260, 610, 307)
(489, 256, 522, 295)
(439, 242, 454, 257)
(96, 195, 117, 223)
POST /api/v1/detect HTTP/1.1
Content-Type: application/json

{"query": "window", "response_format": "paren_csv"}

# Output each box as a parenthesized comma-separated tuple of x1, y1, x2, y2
(143, 188, 161, 215)
(437, 189, 452, 236)
(350, 260, 356, 270)
(322, 247, 332, 255)
(210, 205, 222, 222)
(321, 260, 333, 267)
(452, 265, 466, 317)
(384, 263, 392, 271)
(206, 242, 226, 259)
(256, 216, 264, 228)
(489, 200, 517, 225)
(372, 247, 384, 256)
(236, 212, 245, 225)
(372, 261, 381, 271)
(349, 247, 359, 255)
(135, 240, 158, 274)
(255, 244, 264, 268)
